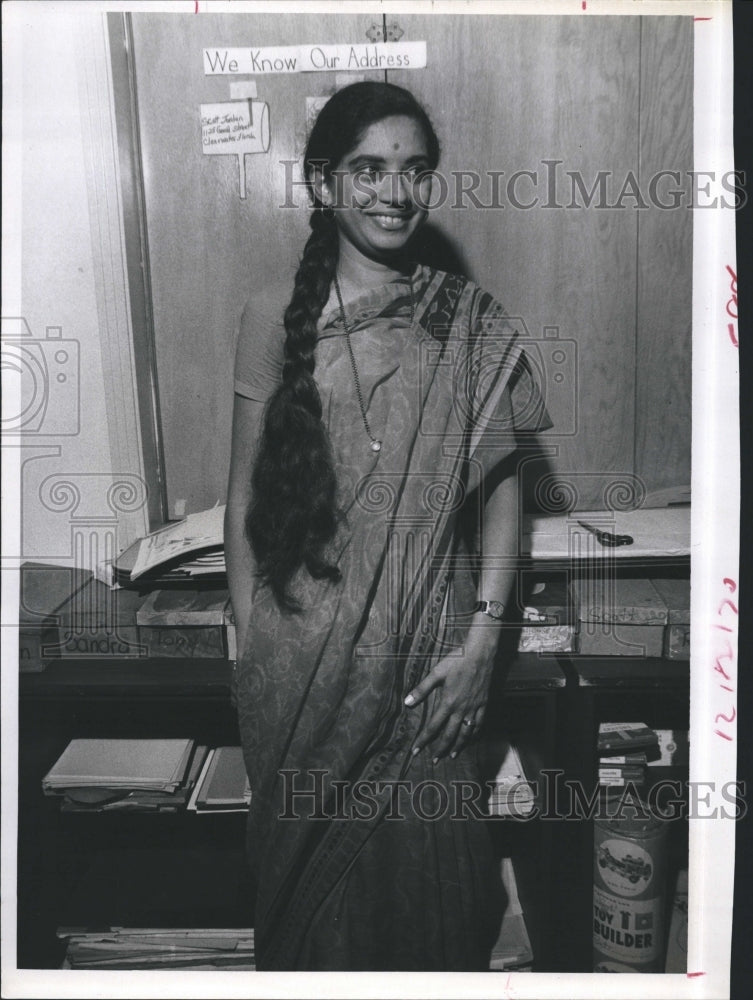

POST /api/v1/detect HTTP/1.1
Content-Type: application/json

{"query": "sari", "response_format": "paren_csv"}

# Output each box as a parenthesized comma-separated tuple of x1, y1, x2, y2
(234, 264, 549, 970)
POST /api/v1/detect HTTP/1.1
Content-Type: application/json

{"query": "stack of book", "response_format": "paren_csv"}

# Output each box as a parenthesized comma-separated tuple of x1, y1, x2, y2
(597, 722, 660, 790)
(57, 927, 255, 970)
(597, 751, 648, 790)
(42, 738, 206, 812)
(188, 746, 251, 814)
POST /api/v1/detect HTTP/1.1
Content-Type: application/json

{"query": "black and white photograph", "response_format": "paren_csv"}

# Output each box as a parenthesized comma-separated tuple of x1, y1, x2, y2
(1, 1, 740, 997)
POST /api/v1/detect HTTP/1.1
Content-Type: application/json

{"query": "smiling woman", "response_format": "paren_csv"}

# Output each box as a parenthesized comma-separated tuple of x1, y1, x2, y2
(322, 117, 432, 262)
(225, 81, 551, 971)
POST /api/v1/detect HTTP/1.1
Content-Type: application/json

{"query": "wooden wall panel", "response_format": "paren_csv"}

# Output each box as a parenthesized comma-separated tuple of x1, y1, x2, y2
(390, 15, 641, 510)
(129, 14, 383, 516)
(125, 13, 692, 518)
(634, 17, 693, 496)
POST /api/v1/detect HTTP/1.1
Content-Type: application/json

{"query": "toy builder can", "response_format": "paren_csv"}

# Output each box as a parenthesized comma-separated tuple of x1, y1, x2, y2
(593, 794, 668, 972)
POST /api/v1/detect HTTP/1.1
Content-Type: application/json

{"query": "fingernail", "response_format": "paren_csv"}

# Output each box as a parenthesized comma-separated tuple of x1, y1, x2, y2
(432, 756, 439, 765)
(450, 751, 457, 759)
(412, 746, 420, 756)
(404, 694, 415, 706)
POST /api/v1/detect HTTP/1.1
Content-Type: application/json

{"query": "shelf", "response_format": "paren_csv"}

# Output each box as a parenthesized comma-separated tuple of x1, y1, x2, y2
(20, 654, 566, 699)
(19, 658, 234, 700)
(559, 656, 689, 690)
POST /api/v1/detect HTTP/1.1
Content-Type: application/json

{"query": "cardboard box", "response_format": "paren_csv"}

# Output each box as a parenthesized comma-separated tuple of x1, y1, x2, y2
(18, 562, 92, 670)
(137, 587, 229, 658)
(651, 578, 690, 661)
(571, 577, 667, 657)
(51, 578, 147, 658)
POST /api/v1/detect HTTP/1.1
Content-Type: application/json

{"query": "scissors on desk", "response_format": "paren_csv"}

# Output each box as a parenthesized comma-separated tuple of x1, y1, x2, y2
(577, 520, 634, 547)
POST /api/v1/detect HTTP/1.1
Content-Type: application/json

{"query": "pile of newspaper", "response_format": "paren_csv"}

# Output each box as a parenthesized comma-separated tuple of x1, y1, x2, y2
(57, 927, 254, 970)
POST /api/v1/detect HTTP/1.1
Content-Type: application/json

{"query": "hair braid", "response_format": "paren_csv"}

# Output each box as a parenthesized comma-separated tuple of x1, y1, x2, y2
(245, 81, 440, 612)
(246, 210, 340, 612)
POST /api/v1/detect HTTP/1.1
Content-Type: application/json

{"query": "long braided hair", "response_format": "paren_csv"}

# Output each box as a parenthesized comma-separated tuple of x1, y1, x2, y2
(246, 82, 440, 612)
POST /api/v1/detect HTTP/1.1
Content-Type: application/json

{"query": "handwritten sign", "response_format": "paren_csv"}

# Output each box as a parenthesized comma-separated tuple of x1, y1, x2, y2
(725, 265, 738, 347)
(200, 101, 270, 199)
(712, 577, 738, 742)
(203, 42, 427, 75)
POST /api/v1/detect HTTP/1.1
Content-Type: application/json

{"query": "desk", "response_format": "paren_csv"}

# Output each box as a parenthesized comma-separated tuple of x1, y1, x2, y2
(524, 507, 690, 562)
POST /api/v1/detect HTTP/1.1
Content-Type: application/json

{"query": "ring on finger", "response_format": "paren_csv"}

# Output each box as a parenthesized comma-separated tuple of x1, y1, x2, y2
(461, 718, 474, 728)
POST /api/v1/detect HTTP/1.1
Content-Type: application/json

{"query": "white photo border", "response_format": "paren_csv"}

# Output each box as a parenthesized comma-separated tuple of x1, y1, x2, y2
(1, 1, 738, 998)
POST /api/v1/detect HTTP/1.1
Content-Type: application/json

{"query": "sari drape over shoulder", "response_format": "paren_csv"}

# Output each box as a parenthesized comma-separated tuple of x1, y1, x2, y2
(234, 265, 549, 970)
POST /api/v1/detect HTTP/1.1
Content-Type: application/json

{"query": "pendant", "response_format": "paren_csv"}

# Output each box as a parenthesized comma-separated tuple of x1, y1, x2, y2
(370, 439, 382, 453)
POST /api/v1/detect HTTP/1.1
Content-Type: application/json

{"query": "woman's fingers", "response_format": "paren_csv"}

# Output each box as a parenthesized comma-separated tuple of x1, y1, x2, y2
(406, 654, 490, 759)
(428, 714, 464, 761)
(449, 706, 485, 758)
(404, 665, 445, 708)
(411, 699, 454, 755)
(412, 702, 482, 761)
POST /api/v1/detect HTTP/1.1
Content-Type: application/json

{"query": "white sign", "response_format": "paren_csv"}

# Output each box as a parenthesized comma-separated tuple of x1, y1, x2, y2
(203, 42, 426, 75)
(200, 101, 270, 199)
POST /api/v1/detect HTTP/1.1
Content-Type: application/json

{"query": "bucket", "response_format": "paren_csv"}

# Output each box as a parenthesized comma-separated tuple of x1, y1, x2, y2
(593, 793, 668, 972)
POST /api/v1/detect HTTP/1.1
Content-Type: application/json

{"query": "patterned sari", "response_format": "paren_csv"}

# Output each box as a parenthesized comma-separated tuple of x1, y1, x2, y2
(234, 264, 548, 970)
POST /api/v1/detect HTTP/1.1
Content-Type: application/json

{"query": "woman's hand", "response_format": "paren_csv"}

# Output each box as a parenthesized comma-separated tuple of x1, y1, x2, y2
(404, 640, 497, 761)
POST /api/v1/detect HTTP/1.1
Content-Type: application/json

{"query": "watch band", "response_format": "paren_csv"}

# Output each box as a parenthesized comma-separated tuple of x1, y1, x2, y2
(447, 600, 506, 623)
(476, 600, 506, 621)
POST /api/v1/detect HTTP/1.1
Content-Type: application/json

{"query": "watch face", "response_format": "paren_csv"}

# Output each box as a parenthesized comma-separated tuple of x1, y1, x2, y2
(485, 601, 505, 620)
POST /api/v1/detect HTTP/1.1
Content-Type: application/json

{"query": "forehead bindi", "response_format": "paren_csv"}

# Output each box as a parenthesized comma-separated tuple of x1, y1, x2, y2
(347, 116, 428, 163)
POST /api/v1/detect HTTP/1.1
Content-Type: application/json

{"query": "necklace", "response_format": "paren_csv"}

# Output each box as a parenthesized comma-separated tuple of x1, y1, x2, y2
(333, 270, 415, 455)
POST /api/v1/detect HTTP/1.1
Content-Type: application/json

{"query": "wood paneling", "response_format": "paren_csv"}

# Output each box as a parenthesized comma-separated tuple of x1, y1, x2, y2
(125, 13, 692, 517)
(634, 17, 693, 495)
(129, 14, 383, 516)
(391, 15, 641, 510)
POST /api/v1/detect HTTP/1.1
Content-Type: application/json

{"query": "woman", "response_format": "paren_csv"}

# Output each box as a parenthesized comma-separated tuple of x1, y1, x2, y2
(225, 81, 549, 971)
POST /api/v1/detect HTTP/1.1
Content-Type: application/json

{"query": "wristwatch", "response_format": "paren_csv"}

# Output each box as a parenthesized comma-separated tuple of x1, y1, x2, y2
(475, 600, 506, 621)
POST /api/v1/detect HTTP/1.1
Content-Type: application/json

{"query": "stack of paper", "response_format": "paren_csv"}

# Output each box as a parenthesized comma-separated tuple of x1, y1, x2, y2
(188, 746, 251, 813)
(489, 858, 534, 970)
(57, 927, 255, 970)
(487, 743, 535, 817)
(43, 739, 202, 811)
(114, 503, 226, 585)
